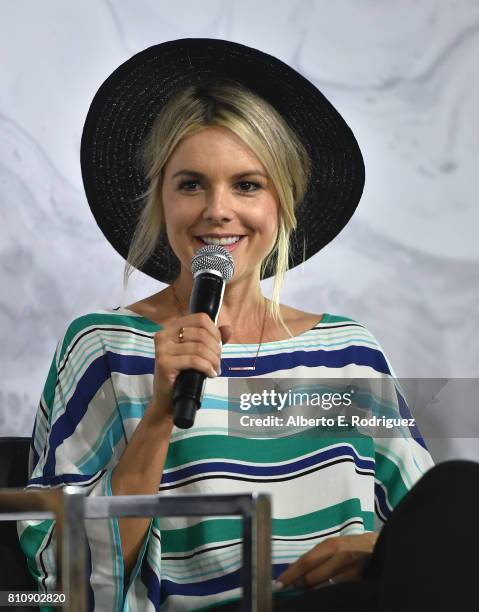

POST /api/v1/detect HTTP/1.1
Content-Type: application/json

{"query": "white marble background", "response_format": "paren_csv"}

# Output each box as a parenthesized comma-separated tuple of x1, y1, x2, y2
(1, 0, 478, 462)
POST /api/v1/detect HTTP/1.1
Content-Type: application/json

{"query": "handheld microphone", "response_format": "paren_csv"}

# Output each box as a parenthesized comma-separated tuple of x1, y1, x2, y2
(172, 244, 235, 429)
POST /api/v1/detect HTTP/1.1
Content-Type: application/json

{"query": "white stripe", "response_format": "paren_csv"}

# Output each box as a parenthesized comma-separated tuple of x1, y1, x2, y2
(158, 461, 376, 520)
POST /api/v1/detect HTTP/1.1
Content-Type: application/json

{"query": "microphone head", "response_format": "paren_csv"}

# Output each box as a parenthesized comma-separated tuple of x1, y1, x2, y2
(191, 244, 235, 282)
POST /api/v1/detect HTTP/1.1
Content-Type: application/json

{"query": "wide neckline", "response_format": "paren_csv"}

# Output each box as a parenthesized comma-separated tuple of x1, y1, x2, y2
(112, 307, 329, 348)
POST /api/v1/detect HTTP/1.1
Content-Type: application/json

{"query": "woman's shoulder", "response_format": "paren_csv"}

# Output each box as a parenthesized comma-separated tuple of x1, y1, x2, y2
(310, 310, 382, 343)
(56, 307, 161, 354)
(311, 312, 394, 374)
(281, 304, 370, 334)
(286, 307, 386, 354)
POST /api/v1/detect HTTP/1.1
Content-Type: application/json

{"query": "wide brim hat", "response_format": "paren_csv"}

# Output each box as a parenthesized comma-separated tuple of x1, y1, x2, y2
(80, 37, 365, 284)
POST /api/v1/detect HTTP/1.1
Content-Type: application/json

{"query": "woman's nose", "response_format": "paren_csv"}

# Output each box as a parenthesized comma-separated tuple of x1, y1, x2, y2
(201, 188, 234, 222)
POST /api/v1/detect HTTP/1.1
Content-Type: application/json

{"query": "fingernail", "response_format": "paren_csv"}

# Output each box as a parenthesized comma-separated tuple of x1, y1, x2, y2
(210, 369, 218, 378)
(273, 580, 285, 591)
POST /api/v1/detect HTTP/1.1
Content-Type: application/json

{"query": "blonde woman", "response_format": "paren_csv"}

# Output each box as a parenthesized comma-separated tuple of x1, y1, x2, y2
(19, 39, 476, 612)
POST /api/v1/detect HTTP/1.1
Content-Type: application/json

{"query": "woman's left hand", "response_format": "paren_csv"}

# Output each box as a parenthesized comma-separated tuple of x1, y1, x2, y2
(276, 532, 378, 589)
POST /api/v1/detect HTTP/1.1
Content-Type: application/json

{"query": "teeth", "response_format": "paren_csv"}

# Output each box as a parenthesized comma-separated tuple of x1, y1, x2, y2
(200, 236, 242, 245)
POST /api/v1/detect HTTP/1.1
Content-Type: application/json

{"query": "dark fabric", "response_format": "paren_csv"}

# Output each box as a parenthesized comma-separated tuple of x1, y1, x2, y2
(0, 437, 38, 612)
(213, 459, 479, 611)
(0, 437, 31, 488)
(0, 437, 37, 590)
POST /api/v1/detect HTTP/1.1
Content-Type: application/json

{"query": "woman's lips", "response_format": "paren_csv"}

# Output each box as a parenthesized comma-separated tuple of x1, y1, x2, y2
(195, 236, 246, 252)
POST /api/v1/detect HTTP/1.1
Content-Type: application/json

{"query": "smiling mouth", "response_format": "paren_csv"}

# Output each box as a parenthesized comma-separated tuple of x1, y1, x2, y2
(195, 236, 247, 251)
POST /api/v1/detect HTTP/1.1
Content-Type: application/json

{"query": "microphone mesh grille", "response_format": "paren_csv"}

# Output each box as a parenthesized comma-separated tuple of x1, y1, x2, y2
(191, 244, 235, 281)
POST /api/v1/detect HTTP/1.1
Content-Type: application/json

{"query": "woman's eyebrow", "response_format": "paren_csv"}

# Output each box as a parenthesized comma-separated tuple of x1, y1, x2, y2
(172, 169, 268, 179)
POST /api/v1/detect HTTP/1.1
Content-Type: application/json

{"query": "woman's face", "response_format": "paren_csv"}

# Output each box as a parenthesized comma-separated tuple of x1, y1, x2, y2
(161, 125, 279, 283)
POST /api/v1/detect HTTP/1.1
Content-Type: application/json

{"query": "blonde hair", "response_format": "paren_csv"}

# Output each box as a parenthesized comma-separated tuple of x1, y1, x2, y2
(123, 78, 311, 337)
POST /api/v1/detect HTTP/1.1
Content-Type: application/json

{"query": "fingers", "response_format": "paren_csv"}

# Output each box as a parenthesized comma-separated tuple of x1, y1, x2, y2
(277, 539, 336, 587)
(171, 324, 222, 356)
(294, 550, 369, 588)
(277, 534, 376, 589)
(326, 561, 366, 585)
(168, 353, 219, 379)
(176, 312, 222, 344)
(170, 340, 221, 376)
(153, 312, 223, 384)
(168, 314, 222, 374)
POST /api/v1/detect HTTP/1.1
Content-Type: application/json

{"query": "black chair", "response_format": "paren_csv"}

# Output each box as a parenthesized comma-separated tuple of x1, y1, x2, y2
(0, 437, 38, 596)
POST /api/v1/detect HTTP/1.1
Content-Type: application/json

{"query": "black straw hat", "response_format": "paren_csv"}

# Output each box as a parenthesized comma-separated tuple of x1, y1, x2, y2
(80, 37, 365, 284)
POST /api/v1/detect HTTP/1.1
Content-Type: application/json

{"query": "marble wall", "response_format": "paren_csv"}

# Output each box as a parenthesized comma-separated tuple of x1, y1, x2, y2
(1, 0, 478, 462)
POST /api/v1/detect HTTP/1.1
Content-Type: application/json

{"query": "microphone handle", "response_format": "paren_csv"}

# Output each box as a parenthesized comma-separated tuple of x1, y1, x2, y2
(172, 272, 225, 429)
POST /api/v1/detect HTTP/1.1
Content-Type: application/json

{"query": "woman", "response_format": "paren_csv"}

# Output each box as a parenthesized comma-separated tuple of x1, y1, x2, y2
(17, 39, 476, 612)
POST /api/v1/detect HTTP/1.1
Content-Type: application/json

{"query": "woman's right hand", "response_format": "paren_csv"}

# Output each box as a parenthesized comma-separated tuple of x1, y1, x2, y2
(151, 312, 229, 422)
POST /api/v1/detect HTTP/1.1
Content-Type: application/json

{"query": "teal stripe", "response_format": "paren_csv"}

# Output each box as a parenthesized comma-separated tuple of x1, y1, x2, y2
(58, 312, 162, 362)
(165, 432, 373, 470)
(117, 400, 148, 419)
(161, 500, 369, 552)
(374, 442, 415, 489)
(322, 314, 357, 323)
(76, 409, 121, 473)
(218, 384, 399, 418)
(56, 310, 361, 365)
(221, 335, 378, 357)
(77, 402, 147, 472)
(374, 449, 409, 508)
(161, 519, 369, 580)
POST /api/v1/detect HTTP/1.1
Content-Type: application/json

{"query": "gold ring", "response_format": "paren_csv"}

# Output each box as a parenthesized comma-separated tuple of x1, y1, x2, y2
(178, 327, 185, 343)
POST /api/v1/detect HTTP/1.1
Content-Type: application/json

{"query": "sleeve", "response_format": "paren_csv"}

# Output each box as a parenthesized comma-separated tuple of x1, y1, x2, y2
(356, 326, 435, 529)
(16, 315, 157, 612)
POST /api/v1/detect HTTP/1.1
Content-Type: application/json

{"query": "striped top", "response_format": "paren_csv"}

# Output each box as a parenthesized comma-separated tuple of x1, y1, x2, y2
(17, 308, 434, 611)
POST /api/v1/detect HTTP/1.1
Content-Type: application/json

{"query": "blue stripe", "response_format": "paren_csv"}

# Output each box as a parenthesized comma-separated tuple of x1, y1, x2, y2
(43, 352, 154, 476)
(162, 444, 375, 484)
(28, 472, 103, 487)
(160, 568, 241, 599)
(43, 354, 111, 476)
(395, 387, 428, 450)
(159, 564, 303, 601)
(110, 344, 387, 376)
(106, 351, 155, 376)
(141, 557, 161, 611)
(42, 343, 394, 478)
(223, 345, 391, 377)
(43, 345, 387, 477)
(159, 564, 300, 604)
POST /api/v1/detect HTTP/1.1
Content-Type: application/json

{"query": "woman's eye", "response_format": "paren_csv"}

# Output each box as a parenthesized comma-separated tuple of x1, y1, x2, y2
(177, 180, 261, 192)
(237, 181, 261, 192)
(178, 180, 199, 191)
